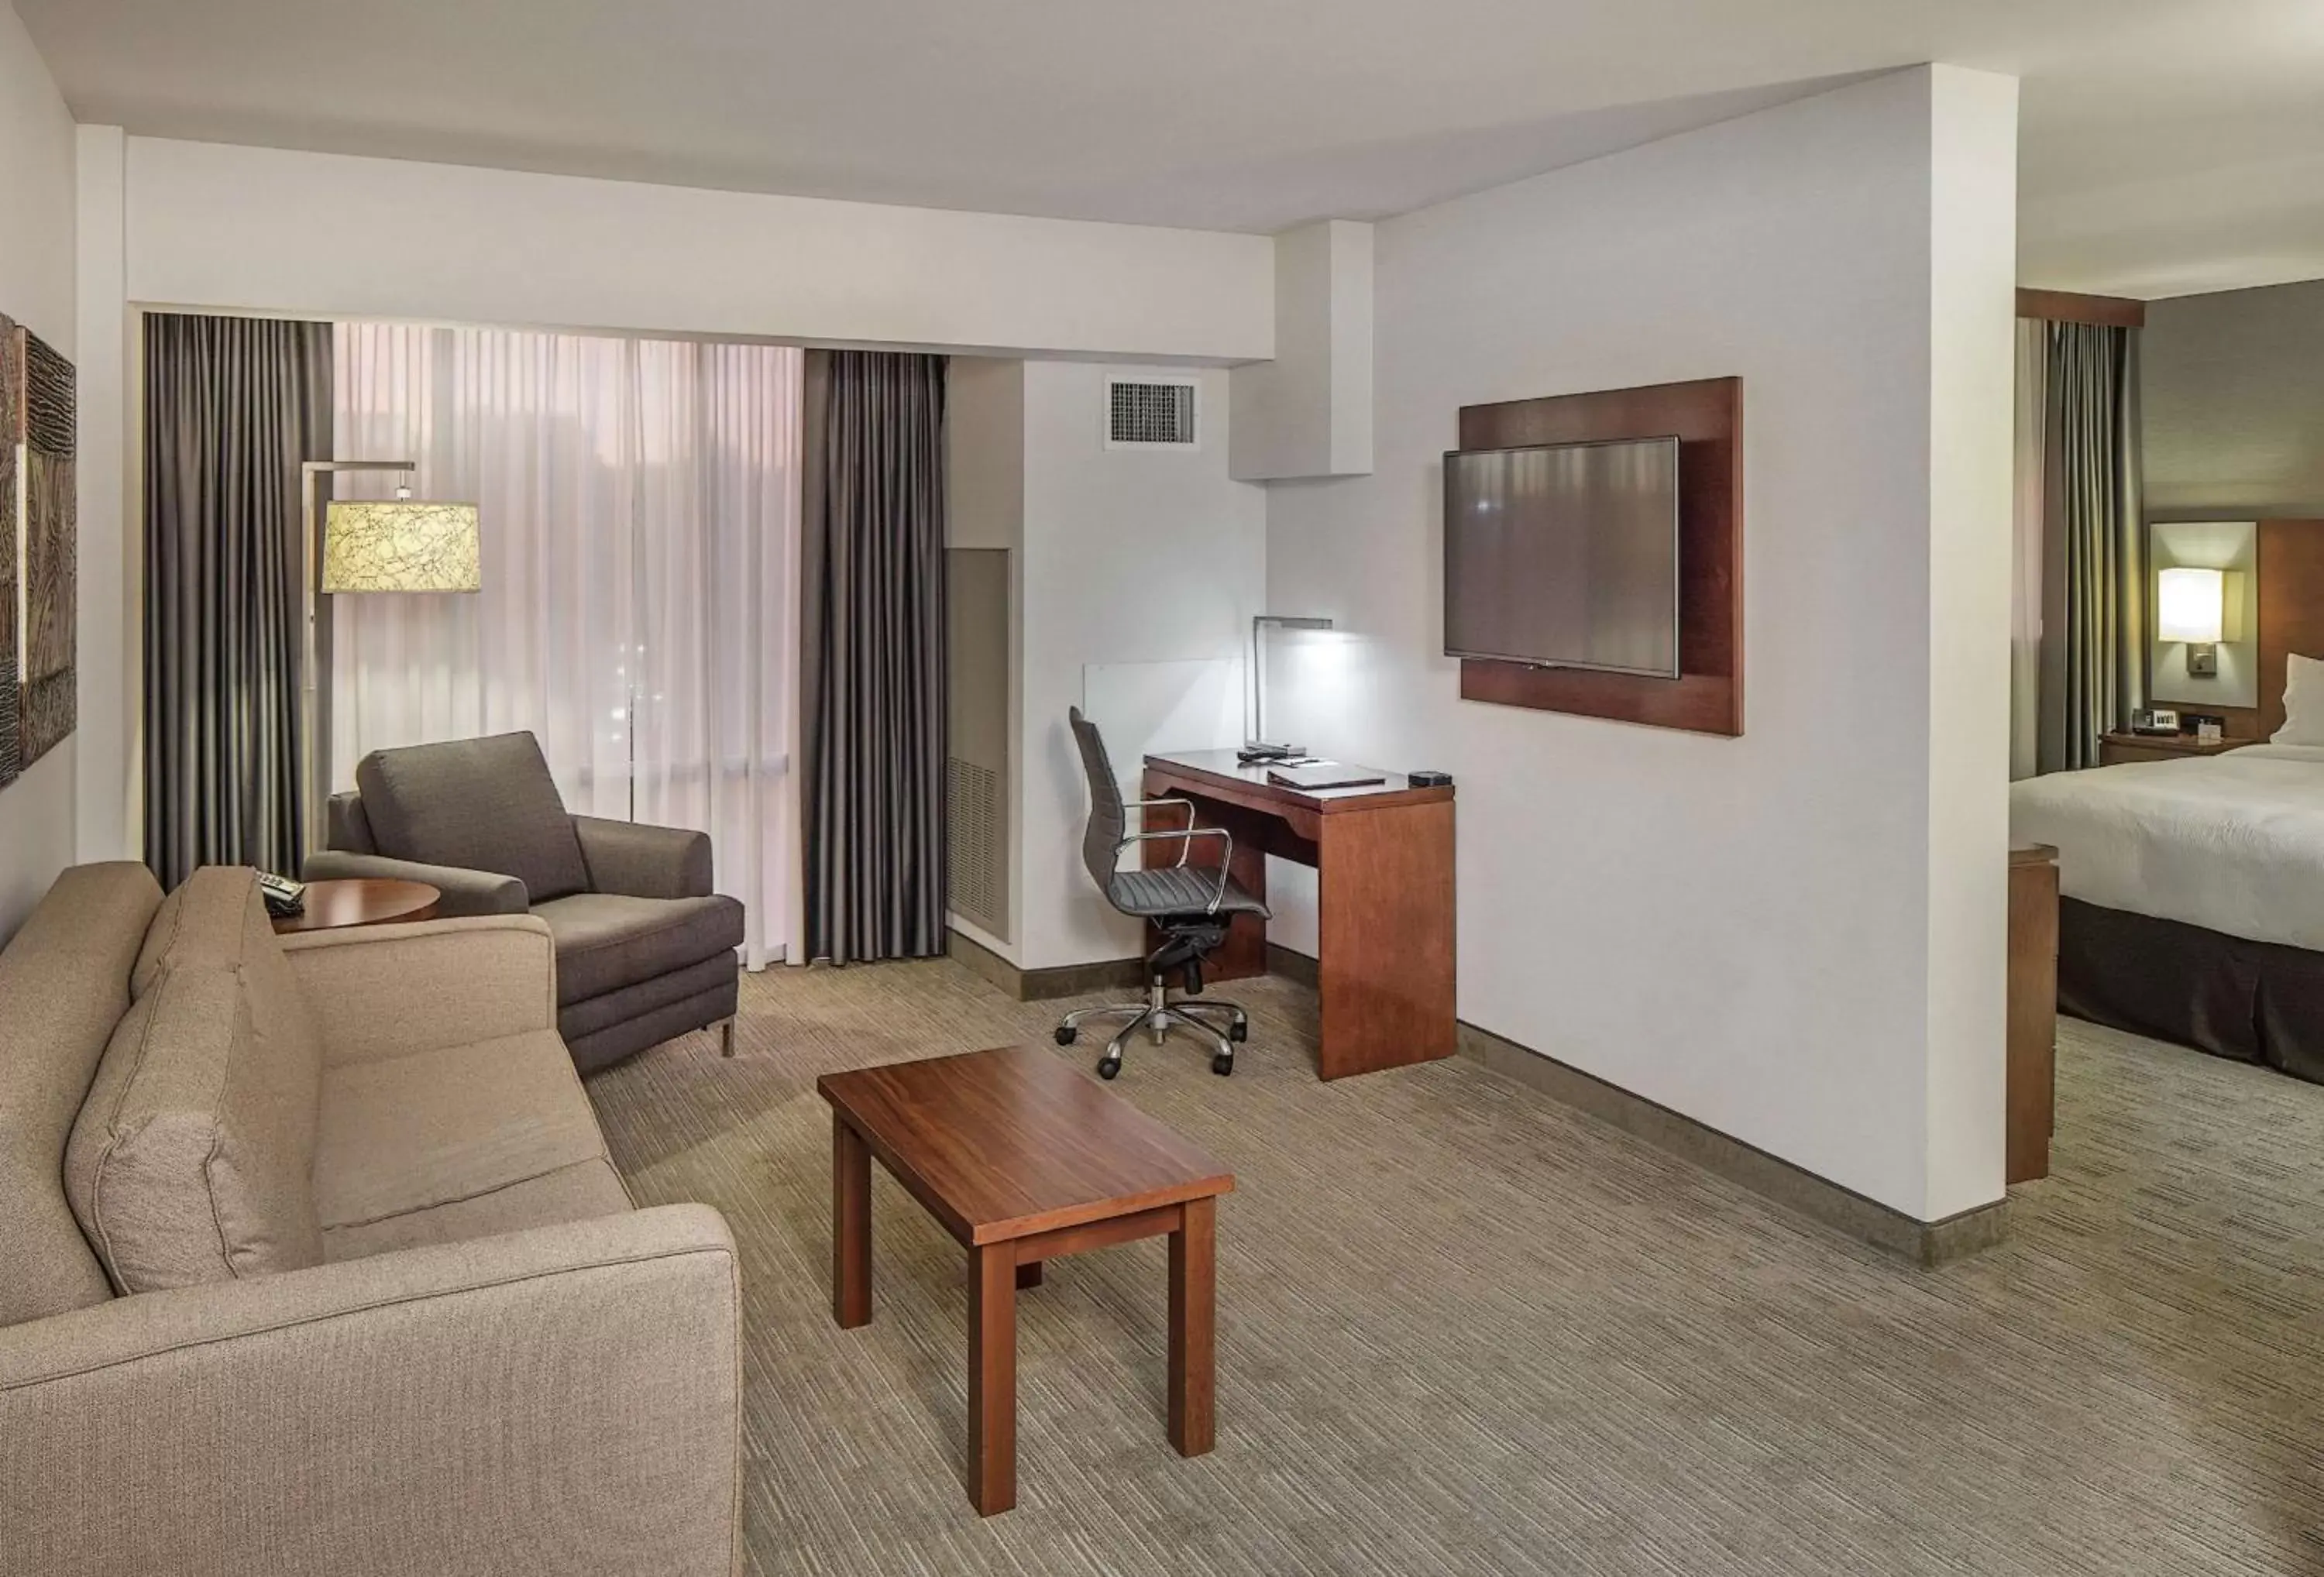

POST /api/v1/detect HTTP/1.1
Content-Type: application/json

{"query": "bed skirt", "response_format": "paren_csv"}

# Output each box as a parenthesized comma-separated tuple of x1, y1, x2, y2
(2059, 898, 2324, 1084)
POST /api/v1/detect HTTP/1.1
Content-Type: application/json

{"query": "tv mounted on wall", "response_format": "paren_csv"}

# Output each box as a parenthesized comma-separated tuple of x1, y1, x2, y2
(1442, 435, 1681, 679)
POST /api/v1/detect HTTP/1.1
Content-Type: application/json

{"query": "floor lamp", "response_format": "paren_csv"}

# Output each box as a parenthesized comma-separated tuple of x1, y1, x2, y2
(298, 460, 482, 858)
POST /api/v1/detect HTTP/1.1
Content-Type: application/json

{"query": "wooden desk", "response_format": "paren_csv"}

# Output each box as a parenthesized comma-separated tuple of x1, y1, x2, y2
(1141, 750, 1456, 1081)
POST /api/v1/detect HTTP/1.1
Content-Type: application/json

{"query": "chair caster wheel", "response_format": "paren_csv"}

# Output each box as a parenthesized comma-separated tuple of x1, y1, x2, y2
(1055, 1026, 1078, 1046)
(1096, 1056, 1122, 1081)
(1211, 1053, 1234, 1076)
(1229, 1021, 1248, 1043)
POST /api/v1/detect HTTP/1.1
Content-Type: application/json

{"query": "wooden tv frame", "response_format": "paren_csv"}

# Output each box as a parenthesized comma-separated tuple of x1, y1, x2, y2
(1455, 376, 1743, 737)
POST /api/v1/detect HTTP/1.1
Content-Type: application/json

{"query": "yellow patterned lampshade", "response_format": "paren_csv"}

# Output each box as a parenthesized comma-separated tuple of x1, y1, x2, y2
(321, 500, 482, 593)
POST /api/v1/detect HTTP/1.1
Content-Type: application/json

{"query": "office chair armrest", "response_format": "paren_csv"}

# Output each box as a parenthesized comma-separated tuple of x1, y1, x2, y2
(1118, 825, 1234, 914)
(1122, 797, 1202, 857)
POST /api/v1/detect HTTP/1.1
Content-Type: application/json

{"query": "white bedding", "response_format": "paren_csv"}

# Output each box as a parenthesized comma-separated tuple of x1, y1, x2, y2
(2008, 744, 2324, 952)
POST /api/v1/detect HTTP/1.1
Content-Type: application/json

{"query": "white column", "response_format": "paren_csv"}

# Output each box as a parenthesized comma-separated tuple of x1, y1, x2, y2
(76, 124, 135, 864)
(1229, 219, 1373, 482)
(1921, 65, 2022, 1218)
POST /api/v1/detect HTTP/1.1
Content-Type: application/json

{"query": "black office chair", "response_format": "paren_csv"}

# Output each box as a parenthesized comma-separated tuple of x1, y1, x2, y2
(1057, 706, 1270, 1079)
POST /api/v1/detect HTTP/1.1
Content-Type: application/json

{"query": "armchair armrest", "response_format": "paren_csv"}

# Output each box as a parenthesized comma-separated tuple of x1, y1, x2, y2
(573, 815, 713, 899)
(0, 1204, 741, 1577)
(279, 915, 558, 1067)
(299, 849, 528, 916)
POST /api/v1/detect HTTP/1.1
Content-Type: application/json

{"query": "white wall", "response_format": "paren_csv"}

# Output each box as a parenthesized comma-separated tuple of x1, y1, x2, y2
(945, 357, 1027, 964)
(0, 1, 78, 938)
(122, 138, 1274, 364)
(74, 125, 131, 865)
(1921, 66, 2019, 1217)
(1017, 362, 1265, 968)
(1264, 67, 2017, 1221)
(1230, 219, 1374, 481)
(67, 134, 1279, 869)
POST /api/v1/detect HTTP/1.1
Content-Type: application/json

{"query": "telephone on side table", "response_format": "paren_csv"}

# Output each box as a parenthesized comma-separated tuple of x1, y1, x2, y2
(257, 872, 307, 919)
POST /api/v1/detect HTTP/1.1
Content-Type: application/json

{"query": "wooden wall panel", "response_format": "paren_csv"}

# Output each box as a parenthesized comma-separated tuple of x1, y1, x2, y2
(2257, 518, 2324, 740)
(2016, 288, 2147, 329)
(1456, 376, 1743, 737)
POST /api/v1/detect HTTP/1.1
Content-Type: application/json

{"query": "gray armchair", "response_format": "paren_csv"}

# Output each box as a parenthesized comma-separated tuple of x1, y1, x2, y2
(304, 730, 745, 1072)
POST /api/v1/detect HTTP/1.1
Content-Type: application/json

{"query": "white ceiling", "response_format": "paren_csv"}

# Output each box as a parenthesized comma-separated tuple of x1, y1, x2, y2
(19, 0, 2324, 299)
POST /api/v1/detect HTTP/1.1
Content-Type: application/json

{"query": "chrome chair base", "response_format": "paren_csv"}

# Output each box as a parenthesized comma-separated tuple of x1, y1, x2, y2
(1057, 976, 1248, 1079)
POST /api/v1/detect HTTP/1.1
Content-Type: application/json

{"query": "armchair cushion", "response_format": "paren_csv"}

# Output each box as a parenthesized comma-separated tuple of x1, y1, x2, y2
(532, 892, 746, 1006)
(355, 731, 591, 904)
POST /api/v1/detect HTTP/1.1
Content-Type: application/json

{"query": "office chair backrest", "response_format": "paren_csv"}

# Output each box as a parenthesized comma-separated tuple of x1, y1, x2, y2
(1068, 707, 1127, 893)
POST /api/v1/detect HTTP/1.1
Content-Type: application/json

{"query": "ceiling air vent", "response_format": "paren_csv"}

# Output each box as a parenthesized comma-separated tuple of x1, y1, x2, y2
(1105, 377, 1199, 449)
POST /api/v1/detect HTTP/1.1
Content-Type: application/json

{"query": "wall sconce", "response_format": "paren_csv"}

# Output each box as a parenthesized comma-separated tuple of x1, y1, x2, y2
(2157, 566, 2229, 677)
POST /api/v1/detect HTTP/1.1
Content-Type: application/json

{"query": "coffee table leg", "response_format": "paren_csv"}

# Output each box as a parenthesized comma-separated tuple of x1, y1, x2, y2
(1015, 1259, 1043, 1290)
(833, 1115, 871, 1328)
(1169, 1196, 1216, 1456)
(968, 1243, 1018, 1514)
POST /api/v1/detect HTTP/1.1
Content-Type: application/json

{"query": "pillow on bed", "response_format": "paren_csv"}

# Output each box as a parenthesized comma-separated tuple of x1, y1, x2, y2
(2277, 654, 2324, 747)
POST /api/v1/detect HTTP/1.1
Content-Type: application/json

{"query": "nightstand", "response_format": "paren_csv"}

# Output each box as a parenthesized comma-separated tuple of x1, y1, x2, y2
(2097, 730, 2248, 767)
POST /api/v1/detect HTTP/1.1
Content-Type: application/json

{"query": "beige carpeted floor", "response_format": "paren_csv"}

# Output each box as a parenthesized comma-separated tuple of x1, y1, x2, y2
(583, 962, 2324, 1576)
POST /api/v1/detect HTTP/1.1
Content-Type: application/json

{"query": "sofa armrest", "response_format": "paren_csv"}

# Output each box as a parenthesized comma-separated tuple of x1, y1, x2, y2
(0, 1204, 741, 1577)
(300, 849, 530, 916)
(279, 915, 559, 1066)
(573, 815, 714, 900)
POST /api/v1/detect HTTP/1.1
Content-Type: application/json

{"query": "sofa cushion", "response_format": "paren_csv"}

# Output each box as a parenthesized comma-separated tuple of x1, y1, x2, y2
(0, 863, 164, 1327)
(314, 1028, 614, 1236)
(129, 861, 260, 998)
(355, 731, 590, 904)
(322, 1157, 632, 1262)
(534, 892, 746, 1006)
(64, 955, 327, 1292)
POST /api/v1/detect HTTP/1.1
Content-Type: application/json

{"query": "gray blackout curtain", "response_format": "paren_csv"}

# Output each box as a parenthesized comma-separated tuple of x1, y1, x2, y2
(800, 350, 948, 964)
(2037, 320, 2145, 773)
(143, 314, 333, 885)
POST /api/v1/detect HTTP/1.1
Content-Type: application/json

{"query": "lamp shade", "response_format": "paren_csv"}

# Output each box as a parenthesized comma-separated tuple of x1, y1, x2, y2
(2157, 566, 2225, 644)
(322, 500, 481, 593)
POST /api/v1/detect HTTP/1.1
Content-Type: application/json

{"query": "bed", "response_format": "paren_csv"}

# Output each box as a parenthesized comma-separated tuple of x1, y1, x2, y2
(2010, 743, 2324, 1081)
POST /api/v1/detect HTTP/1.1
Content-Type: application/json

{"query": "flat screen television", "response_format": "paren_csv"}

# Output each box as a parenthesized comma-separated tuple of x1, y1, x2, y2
(1442, 435, 1681, 679)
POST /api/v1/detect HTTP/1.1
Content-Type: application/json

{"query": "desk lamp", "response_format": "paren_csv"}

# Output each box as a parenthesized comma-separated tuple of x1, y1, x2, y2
(1243, 614, 1333, 762)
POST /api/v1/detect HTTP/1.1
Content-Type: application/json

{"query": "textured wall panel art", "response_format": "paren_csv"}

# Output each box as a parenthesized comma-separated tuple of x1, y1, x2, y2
(2, 314, 75, 778)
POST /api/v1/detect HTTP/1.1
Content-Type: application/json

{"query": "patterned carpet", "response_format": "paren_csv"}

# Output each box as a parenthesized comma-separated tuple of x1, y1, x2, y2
(583, 961, 2324, 1576)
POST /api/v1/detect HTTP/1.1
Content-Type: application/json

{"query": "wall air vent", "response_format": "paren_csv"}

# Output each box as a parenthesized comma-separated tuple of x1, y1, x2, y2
(1105, 377, 1199, 449)
(947, 756, 1004, 936)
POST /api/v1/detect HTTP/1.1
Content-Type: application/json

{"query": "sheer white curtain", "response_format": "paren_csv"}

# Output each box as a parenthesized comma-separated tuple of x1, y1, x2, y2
(329, 323, 802, 967)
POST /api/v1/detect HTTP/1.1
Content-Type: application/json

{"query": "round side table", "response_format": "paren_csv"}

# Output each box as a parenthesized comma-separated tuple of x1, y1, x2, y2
(269, 878, 442, 935)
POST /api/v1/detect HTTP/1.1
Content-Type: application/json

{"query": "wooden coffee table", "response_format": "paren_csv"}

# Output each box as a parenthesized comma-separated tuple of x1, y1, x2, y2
(269, 878, 442, 935)
(817, 1045, 1233, 1515)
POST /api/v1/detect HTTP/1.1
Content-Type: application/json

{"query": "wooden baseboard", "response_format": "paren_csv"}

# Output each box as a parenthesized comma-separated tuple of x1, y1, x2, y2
(946, 929, 1145, 1003)
(1452, 1018, 2007, 1266)
(1263, 941, 1319, 988)
(979, 932, 2008, 1264)
(1270, 942, 2003, 1263)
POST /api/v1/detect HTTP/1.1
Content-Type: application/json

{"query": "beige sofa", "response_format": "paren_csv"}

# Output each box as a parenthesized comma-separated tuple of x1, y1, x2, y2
(0, 864, 741, 1576)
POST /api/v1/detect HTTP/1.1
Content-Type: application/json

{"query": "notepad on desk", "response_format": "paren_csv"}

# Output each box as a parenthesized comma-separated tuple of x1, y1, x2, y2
(1265, 760, 1387, 791)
